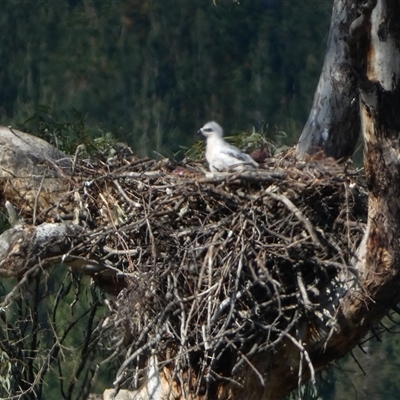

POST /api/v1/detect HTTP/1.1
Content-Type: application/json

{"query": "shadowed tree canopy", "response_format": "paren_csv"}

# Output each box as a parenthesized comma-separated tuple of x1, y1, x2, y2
(2, 1, 400, 400)
(0, 0, 331, 156)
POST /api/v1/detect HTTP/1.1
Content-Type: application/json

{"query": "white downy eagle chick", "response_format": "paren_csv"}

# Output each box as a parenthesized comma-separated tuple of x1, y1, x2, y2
(197, 121, 259, 172)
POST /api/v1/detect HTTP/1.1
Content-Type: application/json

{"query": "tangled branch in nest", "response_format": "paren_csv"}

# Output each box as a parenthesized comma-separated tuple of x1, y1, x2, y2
(1, 150, 368, 397)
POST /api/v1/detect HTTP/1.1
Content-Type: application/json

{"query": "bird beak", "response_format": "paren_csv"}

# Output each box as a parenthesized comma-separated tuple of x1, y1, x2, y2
(197, 129, 203, 136)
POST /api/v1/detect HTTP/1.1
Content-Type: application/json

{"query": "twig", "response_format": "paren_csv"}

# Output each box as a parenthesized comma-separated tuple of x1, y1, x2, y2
(296, 268, 313, 312)
(264, 191, 325, 250)
(282, 332, 316, 386)
(226, 338, 265, 387)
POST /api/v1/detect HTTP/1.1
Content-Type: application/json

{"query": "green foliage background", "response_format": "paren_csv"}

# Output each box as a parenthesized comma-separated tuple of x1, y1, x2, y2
(0, 0, 331, 156)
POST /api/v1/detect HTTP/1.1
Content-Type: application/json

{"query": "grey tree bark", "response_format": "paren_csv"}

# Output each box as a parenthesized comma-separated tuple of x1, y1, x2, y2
(292, 0, 400, 395)
(296, 0, 362, 159)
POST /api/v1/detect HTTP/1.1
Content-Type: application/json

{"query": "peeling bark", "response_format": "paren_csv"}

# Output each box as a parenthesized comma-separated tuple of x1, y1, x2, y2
(0, 126, 72, 219)
(265, 1, 400, 397)
(295, 0, 400, 395)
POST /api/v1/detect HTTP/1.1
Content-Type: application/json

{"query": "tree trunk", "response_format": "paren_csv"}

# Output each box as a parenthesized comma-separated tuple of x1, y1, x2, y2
(229, 2, 400, 398)
(294, 0, 400, 393)
(296, 0, 362, 159)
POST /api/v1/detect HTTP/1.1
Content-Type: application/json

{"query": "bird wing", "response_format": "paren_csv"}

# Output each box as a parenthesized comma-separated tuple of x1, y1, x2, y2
(220, 142, 258, 166)
(220, 147, 253, 162)
(207, 140, 258, 171)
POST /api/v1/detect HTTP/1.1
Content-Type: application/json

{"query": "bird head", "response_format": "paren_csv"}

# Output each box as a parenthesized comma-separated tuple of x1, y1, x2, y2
(197, 121, 223, 139)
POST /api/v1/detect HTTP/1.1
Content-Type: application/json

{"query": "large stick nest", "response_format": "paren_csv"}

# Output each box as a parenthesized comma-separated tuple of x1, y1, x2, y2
(3, 150, 368, 395)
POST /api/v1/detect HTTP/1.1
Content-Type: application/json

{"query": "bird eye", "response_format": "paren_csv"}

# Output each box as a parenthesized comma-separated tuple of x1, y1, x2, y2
(204, 128, 213, 133)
